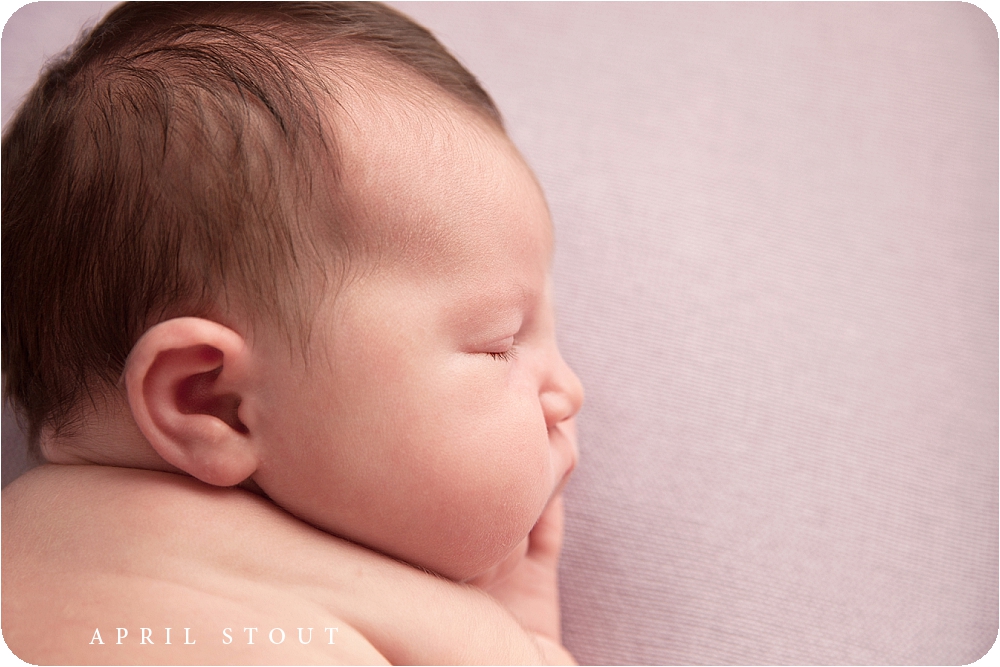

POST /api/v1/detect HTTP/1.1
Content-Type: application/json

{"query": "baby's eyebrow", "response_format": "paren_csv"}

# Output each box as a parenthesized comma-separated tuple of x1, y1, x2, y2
(446, 283, 533, 331)
(480, 283, 532, 310)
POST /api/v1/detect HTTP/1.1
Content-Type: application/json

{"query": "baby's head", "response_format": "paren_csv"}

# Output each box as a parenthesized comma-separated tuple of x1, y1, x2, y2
(2, 2, 582, 581)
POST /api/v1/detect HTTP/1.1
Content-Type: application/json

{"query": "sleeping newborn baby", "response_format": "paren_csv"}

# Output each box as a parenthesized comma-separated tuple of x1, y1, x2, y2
(1, 2, 583, 663)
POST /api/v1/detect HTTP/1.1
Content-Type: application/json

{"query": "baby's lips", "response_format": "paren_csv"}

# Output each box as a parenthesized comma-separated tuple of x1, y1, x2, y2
(552, 468, 572, 500)
(562, 417, 580, 465)
(563, 417, 578, 448)
(549, 419, 578, 496)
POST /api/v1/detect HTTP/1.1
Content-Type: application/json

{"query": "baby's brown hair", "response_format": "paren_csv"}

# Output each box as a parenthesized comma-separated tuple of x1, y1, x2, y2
(2, 2, 502, 451)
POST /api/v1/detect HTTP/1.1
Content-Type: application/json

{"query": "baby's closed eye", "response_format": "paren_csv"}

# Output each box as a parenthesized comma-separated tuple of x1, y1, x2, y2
(482, 336, 517, 361)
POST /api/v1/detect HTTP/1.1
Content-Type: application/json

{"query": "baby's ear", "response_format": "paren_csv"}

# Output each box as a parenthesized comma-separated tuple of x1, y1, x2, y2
(124, 317, 259, 487)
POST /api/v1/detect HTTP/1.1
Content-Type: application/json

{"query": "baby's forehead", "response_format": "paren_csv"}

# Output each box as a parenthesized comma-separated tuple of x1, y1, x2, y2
(318, 68, 549, 258)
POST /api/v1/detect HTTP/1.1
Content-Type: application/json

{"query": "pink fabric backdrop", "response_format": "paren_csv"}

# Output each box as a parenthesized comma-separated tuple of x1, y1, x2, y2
(3, 3, 997, 664)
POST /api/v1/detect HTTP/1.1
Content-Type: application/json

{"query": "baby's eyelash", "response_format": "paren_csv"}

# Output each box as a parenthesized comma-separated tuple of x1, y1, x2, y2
(488, 347, 517, 362)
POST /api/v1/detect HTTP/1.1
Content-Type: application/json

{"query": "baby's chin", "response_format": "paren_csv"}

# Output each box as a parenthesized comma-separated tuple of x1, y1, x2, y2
(462, 534, 530, 586)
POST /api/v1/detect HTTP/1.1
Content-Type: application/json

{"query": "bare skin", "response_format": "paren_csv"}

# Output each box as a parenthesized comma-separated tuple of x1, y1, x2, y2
(2, 69, 582, 665)
(2, 464, 574, 665)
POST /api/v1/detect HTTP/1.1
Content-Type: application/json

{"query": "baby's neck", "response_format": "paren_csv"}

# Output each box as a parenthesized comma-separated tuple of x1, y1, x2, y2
(40, 400, 272, 498)
(40, 400, 175, 472)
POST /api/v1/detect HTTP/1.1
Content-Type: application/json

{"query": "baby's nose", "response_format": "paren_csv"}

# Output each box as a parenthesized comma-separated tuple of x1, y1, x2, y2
(541, 355, 584, 429)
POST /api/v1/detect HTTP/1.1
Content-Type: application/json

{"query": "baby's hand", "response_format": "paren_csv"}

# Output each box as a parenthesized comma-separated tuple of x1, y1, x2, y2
(468, 493, 571, 658)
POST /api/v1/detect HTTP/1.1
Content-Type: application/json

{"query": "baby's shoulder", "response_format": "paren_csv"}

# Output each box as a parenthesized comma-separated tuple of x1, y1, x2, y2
(3, 462, 259, 524)
(2, 465, 550, 665)
(1, 463, 320, 573)
(1, 464, 388, 664)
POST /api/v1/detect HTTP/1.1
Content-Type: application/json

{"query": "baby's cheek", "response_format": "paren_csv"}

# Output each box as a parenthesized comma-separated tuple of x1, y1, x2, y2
(442, 503, 538, 581)
(464, 535, 530, 586)
(485, 430, 551, 534)
(427, 437, 549, 579)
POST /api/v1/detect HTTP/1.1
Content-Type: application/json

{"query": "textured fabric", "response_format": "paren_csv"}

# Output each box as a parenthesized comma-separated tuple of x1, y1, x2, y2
(3, 3, 997, 664)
